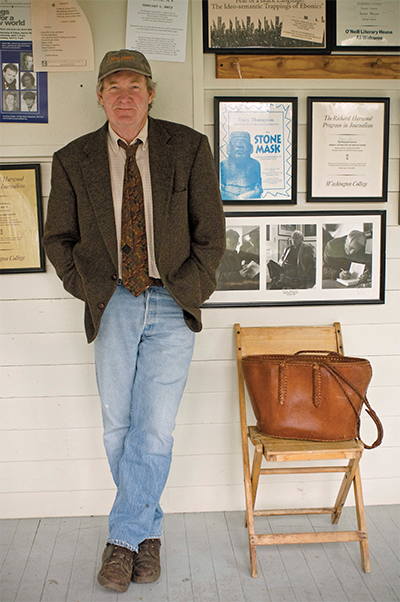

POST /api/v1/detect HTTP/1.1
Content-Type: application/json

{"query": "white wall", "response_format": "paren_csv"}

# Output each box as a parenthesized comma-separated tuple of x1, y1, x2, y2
(0, 0, 399, 519)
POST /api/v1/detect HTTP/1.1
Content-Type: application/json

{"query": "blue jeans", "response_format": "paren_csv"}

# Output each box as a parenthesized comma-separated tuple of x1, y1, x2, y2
(94, 284, 195, 552)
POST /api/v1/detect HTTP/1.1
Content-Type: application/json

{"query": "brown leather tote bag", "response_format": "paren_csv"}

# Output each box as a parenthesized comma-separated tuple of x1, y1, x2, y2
(241, 351, 383, 449)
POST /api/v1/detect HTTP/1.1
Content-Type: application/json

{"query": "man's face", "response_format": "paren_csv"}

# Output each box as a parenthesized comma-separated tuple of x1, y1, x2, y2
(291, 233, 303, 247)
(4, 67, 17, 84)
(97, 70, 154, 137)
(24, 55, 33, 70)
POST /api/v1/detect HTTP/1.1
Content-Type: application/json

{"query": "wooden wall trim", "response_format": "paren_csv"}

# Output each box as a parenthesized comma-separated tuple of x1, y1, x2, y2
(216, 54, 400, 79)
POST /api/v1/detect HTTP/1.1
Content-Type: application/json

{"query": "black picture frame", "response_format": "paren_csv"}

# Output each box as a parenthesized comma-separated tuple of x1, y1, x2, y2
(332, 0, 400, 52)
(307, 97, 390, 203)
(0, 163, 45, 273)
(215, 96, 298, 205)
(203, 0, 331, 54)
(204, 210, 386, 307)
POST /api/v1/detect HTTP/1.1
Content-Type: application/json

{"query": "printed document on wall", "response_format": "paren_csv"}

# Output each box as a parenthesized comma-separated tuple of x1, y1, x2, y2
(126, 0, 188, 63)
(30, 0, 94, 71)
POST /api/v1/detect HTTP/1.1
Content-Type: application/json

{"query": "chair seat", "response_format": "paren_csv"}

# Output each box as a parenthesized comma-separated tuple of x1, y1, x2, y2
(248, 426, 364, 462)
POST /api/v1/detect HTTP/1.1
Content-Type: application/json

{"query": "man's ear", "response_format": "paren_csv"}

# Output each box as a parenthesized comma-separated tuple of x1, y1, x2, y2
(97, 91, 104, 106)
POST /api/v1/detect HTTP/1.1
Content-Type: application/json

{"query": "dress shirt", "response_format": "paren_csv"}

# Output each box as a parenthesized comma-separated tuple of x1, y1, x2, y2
(107, 121, 160, 279)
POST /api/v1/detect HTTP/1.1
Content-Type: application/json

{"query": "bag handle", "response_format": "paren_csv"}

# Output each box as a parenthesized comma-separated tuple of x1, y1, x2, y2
(318, 361, 383, 449)
(294, 350, 341, 357)
(278, 357, 383, 449)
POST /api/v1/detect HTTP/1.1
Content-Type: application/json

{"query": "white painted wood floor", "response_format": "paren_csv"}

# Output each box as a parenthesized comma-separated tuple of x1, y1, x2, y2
(1, 506, 398, 602)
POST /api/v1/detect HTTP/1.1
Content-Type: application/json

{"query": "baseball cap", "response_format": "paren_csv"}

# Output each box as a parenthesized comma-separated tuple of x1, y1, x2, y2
(97, 49, 152, 83)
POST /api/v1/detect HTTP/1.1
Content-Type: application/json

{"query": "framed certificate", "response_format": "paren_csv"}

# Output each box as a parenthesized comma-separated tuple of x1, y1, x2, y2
(204, 210, 385, 307)
(203, 0, 329, 54)
(333, 0, 400, 51)
(0, 164, 45, 273)
(215, 97, 298, 205)
(307, 97, 390, 202)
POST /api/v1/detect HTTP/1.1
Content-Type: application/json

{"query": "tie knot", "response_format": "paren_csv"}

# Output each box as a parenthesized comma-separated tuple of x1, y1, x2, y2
(118, 138, 141, 157)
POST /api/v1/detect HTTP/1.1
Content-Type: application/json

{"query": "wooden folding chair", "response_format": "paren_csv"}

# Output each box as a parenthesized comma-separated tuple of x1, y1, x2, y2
(235, 322, 370, 577)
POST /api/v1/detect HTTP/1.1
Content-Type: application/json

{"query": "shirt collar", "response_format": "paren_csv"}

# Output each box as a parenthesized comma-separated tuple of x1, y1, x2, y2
(107, 120, 149, 156)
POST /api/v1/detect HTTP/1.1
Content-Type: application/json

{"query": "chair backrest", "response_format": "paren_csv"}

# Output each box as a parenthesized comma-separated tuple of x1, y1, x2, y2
(235, 323, 344, 433)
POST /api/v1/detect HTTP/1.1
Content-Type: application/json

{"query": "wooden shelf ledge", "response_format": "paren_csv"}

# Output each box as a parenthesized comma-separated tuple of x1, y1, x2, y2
(216, 54, 400, 79)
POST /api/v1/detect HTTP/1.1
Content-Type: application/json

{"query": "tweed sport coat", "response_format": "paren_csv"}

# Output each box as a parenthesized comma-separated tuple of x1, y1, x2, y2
(43, 118, 226, 343)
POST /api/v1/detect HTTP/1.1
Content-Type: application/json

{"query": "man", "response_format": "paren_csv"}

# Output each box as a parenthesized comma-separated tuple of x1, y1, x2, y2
(323, 229, 371, 282)
(2, 63, 18, 90)
(21, 52, 34, 71)
(267, 230, 315, 289)
(220, 131, 262, 200)
(216, 228, 259, 290)
(43, 49, 225, 594)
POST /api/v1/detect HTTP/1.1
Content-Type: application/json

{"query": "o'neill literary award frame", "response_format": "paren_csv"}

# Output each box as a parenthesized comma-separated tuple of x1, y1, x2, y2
(333, 0, 400, 52)
(307, 97, 390, 203)
(0, 164, 45, 273)
(215, 97, 298, 205)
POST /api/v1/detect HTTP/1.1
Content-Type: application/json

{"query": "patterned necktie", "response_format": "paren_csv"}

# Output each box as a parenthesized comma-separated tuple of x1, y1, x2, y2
(118, 138, 153, 296)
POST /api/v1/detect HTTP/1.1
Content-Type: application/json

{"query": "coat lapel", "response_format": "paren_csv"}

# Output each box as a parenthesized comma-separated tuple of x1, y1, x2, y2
(148, 117, 174, 262)
(81, 123, 118, 267)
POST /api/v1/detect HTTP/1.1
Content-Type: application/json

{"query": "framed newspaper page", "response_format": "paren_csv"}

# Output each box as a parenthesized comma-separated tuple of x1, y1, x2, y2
(203, 0, 329, 53)
(307, 97, 390, 202)
(215, 97, 297, 205)
(0, 163, 45, 273)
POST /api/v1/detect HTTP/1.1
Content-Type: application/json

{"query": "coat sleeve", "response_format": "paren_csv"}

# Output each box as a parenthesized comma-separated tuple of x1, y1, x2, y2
(42, 152, 86, 301)
(158, 131, 226, 319)
(188, 134, 226, 302)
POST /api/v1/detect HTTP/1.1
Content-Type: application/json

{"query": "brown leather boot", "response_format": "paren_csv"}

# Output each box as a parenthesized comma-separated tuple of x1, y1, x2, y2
(132, 538, 161, 583)
(97, 544, 135, 593)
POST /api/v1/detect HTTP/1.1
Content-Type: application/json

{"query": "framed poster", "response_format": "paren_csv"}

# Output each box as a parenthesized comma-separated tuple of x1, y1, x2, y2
(333, 0, 400, 52)
(204, 210, 385, 307)
(0, 164, 45, 273)
(307, 97, 390, 202)
(203, 0, 329, 53)
(1, 41, 48, 124)
(215, 97, 297, 205)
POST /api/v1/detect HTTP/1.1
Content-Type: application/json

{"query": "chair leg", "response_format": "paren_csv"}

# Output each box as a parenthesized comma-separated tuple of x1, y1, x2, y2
(251, 443, 263, 508)
(353, 466, 371, 573)
(331, 457, 360, 525)
(249, 540, 258, 578)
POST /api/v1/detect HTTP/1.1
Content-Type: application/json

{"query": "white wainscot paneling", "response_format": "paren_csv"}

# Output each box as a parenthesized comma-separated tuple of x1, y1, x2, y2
(201, 291, 400, 330)
(0, 396, 102, 430)
(1, 364, 97, 398)
(0, 459, 114, 494)
(0, 428, 105, 462)
(0, 490, 116, 520)
(0, 298, 84, 334)
(0, 332, 93, 366)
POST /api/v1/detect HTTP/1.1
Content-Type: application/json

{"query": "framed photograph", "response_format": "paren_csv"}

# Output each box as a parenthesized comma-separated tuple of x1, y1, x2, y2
(204, 210, 385, 307)
(0, 164, 45, 273)
(307, 97, 390, 202)
(215, 97, 297, 205)
(333, 0, 400, 52)
(203, 0, 329, 54)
